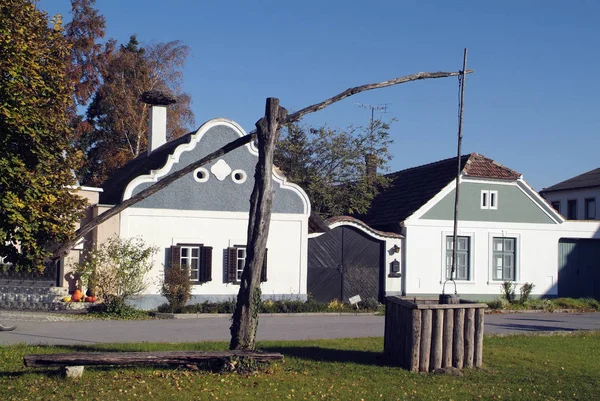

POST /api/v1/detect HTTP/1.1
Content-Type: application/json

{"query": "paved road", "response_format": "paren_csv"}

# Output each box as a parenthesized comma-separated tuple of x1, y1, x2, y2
(0, 312, 599, 346)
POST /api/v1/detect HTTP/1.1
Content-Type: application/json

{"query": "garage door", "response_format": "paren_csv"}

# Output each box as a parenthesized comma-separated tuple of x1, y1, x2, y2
(558, 238, 600, 299)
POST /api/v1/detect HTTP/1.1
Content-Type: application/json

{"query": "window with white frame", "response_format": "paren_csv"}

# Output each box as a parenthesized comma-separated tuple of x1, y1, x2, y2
(492, 237, 516, 281)
(446, 236, 470, 280)
(181, 246, 200, 281)
(234, 246, 246, 281)
(170, 244, 212, 283)
(481, 190, 498, 210)
(226, 246, 267, 283)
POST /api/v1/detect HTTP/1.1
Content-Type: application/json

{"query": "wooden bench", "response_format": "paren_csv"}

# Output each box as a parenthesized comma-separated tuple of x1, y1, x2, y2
(24, 350, 283, 378)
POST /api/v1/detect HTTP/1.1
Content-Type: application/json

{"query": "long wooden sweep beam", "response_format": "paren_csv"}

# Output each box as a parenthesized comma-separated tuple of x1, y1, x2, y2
(50, 69, 472, 260)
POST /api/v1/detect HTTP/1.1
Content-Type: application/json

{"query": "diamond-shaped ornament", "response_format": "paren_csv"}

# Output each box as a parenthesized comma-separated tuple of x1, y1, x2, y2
(210, 159, 232, 181)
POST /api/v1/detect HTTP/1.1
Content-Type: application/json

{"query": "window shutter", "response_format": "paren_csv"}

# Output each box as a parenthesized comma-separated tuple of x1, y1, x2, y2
(227, 247, 238, 283)
(260, 249, 268, 282)
(199, 246, 212, 282)
(170, 245, 181, 268)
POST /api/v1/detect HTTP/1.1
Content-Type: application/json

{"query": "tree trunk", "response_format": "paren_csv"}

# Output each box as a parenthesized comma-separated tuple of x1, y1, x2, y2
(230, 98, 286, 350)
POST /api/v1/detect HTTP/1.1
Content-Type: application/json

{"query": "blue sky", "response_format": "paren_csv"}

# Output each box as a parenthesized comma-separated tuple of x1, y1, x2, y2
(38, 0, 600, 191)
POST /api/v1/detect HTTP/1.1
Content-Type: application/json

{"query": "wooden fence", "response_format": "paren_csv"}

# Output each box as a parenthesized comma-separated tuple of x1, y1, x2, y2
(384, 296, 487, 372)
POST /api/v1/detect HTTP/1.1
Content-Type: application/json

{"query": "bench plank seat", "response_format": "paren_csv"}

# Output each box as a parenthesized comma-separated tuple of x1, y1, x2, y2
(24, 350, 283, 368)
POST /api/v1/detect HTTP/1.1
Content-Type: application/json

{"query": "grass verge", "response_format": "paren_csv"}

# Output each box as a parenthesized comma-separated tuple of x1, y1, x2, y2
(1, 332, 599, 400)
(487, 297, 600, 312)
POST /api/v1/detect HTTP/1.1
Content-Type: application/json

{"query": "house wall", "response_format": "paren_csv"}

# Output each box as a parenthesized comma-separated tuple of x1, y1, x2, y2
(122, 208, 308, 309)
(89, 119, 311, 309)
(541, 187, 600, 220)
(403, 219, 600, 300)
(91, 205, 120, 248)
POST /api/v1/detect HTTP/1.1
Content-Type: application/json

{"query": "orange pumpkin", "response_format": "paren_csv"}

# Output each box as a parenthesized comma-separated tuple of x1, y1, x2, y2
(85, 296, 97, 303)
(71, 289, 83, 302)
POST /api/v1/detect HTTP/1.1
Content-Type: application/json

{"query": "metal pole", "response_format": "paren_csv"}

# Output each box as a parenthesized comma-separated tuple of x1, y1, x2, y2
(450, 48, 468, 293)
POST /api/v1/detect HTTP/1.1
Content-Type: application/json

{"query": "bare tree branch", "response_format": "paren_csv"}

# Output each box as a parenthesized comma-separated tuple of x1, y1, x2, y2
(52, 68, 472, 260)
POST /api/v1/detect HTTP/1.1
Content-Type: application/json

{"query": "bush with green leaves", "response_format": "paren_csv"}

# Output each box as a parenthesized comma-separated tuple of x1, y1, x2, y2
(88, 298, 149, 320)
(487, 298, 509, 310)
(500, 281, 516, 303)
(73, 235, 158, 305)
(361, 297, 380, 311)
(156, 297, 383, 314)
(160, 265, 192, 312)
(519, 282, 535, 304)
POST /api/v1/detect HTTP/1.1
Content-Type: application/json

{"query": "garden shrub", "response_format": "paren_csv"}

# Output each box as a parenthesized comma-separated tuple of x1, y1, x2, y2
(519, 282, 535, 304)
(156, 297, 386, 314)
(501, 281, 516, 303)
(327, 298, 345, 312)
(88, 297, 148, 319)
(487, 298, 507, 310)
(525, 298, 555, 312)
(73, 235, 157, 304)
(160, 264, 192, 312)
(361, 297, 380, 311)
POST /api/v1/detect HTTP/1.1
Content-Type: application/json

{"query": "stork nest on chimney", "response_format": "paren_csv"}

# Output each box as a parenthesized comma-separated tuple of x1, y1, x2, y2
(139, 90, 177, 106)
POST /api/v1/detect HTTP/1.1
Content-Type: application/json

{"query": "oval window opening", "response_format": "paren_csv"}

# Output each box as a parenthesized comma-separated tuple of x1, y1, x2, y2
(231, 169, 247, 184)
(193, 167, 209, 183)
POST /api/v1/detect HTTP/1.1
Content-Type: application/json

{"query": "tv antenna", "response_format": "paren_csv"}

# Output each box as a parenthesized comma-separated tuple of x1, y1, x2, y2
(355, 103, 390, 133)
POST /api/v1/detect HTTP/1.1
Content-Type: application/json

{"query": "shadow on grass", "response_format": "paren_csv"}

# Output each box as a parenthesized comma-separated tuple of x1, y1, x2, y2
(262, 346, 392, 367)
(487, 323, 580, 332)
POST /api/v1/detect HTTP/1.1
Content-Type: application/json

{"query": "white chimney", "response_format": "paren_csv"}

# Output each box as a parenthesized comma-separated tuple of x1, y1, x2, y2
(140, 89, 177, 156)
(149, 105, 167, 154)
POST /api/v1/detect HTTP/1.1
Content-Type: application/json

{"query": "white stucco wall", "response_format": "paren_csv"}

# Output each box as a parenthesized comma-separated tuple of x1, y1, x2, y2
(403, 219, 600, 298)
(121, 208, 308, 305)
(541, 187, 600, 220)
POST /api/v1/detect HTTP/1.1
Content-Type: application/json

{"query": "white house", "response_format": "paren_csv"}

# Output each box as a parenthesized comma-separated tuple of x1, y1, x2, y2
(357, 154, 600, 300)
(70, 99, 312, 309)
(540, 167, 600, 220)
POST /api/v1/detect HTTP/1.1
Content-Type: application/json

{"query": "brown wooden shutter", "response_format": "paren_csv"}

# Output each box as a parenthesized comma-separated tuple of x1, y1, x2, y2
(227, 247, 238, 283)
(170, 245, 181, 268)
(199, 246, 212, 282)
(260, 249, 268, 282)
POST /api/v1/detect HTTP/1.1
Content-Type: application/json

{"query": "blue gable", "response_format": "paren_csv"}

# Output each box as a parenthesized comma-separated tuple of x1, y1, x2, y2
(123, 119, 308, 214)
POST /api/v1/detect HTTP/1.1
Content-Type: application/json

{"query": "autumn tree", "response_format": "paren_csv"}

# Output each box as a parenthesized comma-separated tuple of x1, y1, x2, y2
(274, 119, 393, 218)
(79, 35, 194, 186)
(64, 0, 112, 107)
(0, 0, 87, 271)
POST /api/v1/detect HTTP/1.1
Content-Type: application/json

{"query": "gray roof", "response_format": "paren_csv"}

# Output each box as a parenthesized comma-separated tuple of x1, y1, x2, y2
(540, 168, 600, 194)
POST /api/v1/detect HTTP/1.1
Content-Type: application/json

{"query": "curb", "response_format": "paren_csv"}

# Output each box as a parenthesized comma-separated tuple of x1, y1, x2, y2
(153, 312, 379, 319)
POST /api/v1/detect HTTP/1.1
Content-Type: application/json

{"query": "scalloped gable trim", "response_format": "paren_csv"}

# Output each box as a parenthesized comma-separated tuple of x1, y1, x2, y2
(122, 118, 311, 215)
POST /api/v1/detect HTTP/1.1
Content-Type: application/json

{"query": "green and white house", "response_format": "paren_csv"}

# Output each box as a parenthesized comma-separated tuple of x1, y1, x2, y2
(358, 154, 600, 300)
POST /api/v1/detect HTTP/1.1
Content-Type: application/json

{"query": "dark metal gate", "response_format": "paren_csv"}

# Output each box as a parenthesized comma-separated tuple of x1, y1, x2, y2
(308, 225, 384, 303)
(558, 238, 600, 300)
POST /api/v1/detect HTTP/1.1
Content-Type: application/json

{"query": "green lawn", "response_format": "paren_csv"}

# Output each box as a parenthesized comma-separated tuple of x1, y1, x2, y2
(1, 333, 599, 400)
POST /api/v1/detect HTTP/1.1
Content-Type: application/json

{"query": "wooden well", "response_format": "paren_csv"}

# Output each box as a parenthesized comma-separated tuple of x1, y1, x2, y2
(384, 296, 486, 372)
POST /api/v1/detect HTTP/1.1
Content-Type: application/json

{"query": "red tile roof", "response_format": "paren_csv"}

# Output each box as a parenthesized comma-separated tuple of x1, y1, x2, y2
(463, 153, 521, 180)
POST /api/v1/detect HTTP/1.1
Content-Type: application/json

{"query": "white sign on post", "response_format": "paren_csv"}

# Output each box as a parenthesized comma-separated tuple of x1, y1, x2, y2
(349, 295, 361, 309)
